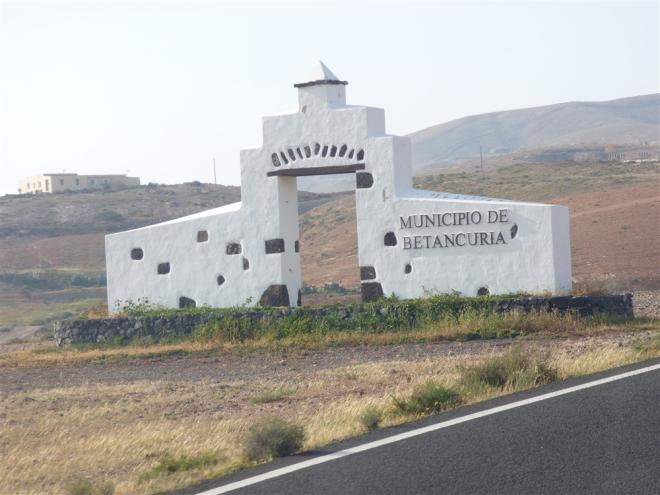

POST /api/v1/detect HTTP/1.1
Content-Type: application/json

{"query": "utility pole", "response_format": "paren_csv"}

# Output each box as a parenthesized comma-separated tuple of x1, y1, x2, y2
(479, 145, 484, 171)
(213, 157, 217, 185)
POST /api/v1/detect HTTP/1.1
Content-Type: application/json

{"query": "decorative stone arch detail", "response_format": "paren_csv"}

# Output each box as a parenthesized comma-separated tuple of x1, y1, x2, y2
(270, 143, 365, 167)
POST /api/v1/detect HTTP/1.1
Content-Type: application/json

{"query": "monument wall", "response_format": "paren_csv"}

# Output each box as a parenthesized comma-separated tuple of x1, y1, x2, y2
(105, 62, 571, 310)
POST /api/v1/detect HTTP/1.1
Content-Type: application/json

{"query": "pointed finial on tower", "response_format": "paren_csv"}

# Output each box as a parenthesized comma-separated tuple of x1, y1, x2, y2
(294, 61, 348, 88)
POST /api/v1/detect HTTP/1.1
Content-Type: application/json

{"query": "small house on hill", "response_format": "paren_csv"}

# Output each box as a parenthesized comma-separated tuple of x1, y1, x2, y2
(18, 173, 139, 194)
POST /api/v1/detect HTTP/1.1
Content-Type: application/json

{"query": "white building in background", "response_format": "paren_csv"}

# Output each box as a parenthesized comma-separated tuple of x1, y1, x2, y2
(105, 62, 571, 310)
(19, 173, 139, 194)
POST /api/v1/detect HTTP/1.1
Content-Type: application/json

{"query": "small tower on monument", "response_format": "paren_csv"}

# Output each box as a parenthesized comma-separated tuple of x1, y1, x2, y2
(294, 61, 348, 112)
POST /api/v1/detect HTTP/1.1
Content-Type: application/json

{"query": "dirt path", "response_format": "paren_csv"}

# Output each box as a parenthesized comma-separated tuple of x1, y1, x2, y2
(2, 331, 655, 395)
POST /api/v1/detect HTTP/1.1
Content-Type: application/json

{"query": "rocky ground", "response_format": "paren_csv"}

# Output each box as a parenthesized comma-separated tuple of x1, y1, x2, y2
(631, 290, 660, 318)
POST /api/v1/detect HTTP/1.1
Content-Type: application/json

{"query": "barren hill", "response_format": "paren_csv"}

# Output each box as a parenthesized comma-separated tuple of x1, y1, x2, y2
(298, 161, 660, 291)
(409, 94, 660, 171)
(0, 161, 658, 329)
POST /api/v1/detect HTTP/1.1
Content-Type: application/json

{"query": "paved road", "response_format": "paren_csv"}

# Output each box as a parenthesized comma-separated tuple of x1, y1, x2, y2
(180, 360, 660, 495)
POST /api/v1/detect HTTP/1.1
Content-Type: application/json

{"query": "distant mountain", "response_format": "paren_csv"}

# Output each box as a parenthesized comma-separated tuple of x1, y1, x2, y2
(299, 94, 659, 193)
(409, 94, 660, 171)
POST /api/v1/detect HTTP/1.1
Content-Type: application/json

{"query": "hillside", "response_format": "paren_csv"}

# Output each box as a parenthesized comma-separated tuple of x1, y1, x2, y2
(409, 94, 660, 171)
(298, 161, 660, 291)
(0, 161, 658, 329)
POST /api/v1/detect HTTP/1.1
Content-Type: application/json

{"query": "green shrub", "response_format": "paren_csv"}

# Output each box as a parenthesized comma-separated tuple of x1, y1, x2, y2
(392, 381, 462, 415)
(140, 451, 220, 481)
(359, 406, 383, 431)
(244, 418, 305, 461)
(532, 361, 559, 386)
(67, 479, 114, 495)
(462, 347, 559, 392)
(250, 388, 294, 404)
(94, 210, 125, 223)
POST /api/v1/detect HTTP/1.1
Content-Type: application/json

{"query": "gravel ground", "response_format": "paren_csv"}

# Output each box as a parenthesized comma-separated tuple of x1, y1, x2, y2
(632, 290, 660, 317)
(1, 330, 657, 395)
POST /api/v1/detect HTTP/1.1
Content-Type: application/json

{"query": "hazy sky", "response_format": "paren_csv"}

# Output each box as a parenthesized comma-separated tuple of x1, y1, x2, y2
(0, 0, 658, 195)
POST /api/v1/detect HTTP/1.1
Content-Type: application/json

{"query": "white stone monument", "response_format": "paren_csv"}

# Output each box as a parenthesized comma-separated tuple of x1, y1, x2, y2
(105, 62, 571, 310)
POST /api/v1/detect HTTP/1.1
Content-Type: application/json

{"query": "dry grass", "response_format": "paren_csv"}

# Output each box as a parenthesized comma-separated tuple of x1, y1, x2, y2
(1, 330, 657, 495)
(2, 312, 656, 368)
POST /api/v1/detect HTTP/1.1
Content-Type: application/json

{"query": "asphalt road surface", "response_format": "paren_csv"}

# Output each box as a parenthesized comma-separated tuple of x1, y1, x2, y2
(179, 360, 660, 495)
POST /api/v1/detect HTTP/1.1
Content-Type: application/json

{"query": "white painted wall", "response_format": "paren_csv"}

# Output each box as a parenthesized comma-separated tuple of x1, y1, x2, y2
(105, 63, 571, 311)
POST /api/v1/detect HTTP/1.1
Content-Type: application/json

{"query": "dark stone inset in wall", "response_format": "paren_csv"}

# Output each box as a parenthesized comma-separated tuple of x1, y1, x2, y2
(294, 240, 300, 253)
(157, 262, 170, 275)
(179, 296, 196, 308)
(265, 238, 285, 254)
(314, 142, 321, 155)
(361, 282, 384, 302)
(217, 275, 225, 286)
(510, 224, 518, 239)
(356, 172, 374, 189)
(348, 149, 355, 159)
(130, 248, 143, 260)
(360, 266, 376, 280)
(330, 145, 337, 157)
(405, 263, 412, 274)
(297, 289, 302, 307)
(259, 284, 290, 307)
(384, 232, 397, 246)
(280, 151, 289, 165)
(197, 230, 209, 242)
(242, 257, 250, 270)
(322, 145, 329, 157)
(271, 153, 281, 167)
(339, 144, 347, 157)
(304, 145, 311, 158)
(297, 148, 303, 159)
(357, 149, 365, 160)
(288, 149, 296, 161)
(477, 287, 490, 296)
(226, 242, 242, 255)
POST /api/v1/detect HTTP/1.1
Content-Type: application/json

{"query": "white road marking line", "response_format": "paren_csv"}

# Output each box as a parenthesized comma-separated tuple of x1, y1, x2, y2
(195, 362, 660, 495)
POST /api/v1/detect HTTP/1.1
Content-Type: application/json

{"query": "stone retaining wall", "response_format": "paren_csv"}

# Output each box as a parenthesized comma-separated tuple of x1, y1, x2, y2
(53, 294, 634, 346)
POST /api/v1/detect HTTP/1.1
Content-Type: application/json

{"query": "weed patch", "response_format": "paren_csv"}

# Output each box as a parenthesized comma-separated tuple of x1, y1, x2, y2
(250, 388, 295, 404)
(140, 451, 220, 481)
(461, 348, 559, 393)
(359, 406, 383, 431)
(392, 381, 462, 415)
(67, 478, 114, 495)
(244, 418, 305, 461)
